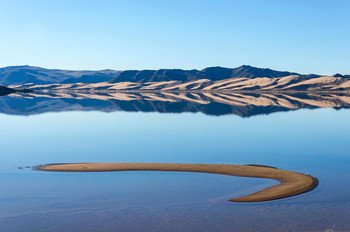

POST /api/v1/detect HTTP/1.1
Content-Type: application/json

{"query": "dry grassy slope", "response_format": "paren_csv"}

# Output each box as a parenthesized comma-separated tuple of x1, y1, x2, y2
(10, 75, 350, 91)
(11, 91, 350, 110)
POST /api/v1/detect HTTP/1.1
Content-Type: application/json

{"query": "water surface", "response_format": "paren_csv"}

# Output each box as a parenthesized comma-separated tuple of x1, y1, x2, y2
(0, 93, 349, 231)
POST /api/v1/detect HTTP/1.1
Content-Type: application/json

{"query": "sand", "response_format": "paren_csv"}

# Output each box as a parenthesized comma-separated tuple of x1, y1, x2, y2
(36, 163, 317, 203)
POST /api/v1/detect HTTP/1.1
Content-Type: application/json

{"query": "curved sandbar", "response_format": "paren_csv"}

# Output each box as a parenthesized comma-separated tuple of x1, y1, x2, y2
(36, 163, 318, 202)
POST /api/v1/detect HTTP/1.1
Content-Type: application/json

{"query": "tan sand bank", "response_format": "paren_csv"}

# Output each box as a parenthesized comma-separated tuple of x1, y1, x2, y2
(36, 163, 318, 202)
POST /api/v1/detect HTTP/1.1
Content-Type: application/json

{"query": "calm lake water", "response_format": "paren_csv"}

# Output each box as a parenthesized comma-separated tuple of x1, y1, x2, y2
(0, 93, 350, 232)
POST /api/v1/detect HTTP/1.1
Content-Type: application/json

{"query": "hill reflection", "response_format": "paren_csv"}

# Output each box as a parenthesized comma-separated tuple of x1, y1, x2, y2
(1, 91, 350, 117)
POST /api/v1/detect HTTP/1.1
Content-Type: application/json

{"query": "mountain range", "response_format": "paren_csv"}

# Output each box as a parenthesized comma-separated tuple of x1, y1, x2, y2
(109, 65, 322, 83)
(1, 65, 350, 92)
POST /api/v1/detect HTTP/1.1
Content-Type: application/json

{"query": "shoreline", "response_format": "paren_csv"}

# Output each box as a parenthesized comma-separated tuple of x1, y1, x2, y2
(36, 163, 318, 203)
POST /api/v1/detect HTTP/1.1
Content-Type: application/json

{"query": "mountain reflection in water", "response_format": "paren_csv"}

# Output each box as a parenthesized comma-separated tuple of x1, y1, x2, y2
(1, 91, 350, 117)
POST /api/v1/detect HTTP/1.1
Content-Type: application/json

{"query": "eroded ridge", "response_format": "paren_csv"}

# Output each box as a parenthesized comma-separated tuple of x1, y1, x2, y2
(36, 163, 318, 202)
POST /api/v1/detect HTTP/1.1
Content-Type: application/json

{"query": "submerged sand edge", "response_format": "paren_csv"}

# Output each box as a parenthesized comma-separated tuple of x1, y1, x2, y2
(36, 163, 318, 203)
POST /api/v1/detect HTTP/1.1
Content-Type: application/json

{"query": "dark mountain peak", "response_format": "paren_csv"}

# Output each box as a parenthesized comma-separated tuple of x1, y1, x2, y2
(236, 64, 254, 70)
(333, 73, 350, 78)
(3, 65, 48, 71)
(200, 67, 233, 81)
(237, 65, 268, 72)
(333, 73, 344, 77)
(232, 65, 300, 79)
(111, 68, 203, 83)
(201, 66, 230, 71)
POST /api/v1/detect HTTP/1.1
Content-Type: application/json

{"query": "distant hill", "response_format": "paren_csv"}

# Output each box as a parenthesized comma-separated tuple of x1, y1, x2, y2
(2, 65, 349, 91)
(0, 66, 121, 85)
(333, 73, 350, 78)
(110, 65, 321, 83)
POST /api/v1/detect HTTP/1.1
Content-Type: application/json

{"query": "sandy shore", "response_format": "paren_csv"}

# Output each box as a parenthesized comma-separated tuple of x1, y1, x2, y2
(36, 163, 318, 202)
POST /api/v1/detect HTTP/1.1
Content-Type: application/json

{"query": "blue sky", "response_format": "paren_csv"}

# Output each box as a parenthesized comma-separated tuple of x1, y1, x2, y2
(0, 0, 349, 75)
